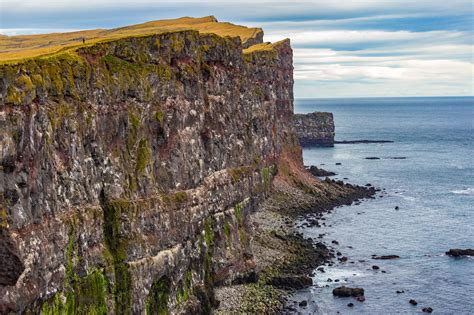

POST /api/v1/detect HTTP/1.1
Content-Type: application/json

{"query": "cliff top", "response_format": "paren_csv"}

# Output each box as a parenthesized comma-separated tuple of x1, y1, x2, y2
(0, 16, 263, 63)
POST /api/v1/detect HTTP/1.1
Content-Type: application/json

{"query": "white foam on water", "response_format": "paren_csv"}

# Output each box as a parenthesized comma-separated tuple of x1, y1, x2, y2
(313, 267, 367, 287)
(451, 187, 474, 195)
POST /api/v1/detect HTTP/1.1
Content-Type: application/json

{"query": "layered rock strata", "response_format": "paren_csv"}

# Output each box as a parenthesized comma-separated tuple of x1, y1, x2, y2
(0, 20, 294, 313)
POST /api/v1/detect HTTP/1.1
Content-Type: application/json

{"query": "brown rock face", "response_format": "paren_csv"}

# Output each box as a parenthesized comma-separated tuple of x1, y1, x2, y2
(0, 27, 295, 313)
(293, 112, 335, 147)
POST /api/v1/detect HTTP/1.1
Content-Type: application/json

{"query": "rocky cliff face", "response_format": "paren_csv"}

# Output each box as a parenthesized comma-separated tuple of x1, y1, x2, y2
(0, 25, 294, 313)
(293, 112, 335, 147)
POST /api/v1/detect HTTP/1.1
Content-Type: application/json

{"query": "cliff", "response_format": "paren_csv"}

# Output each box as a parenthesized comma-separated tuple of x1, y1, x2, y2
(0, 17, 294, 313)
(293, 112, 335, 147)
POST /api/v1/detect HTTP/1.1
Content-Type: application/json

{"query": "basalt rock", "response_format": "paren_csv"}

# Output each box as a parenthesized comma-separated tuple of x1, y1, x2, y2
(293, 112, 335, 147)
(0, 18, 296, 314)
(446, 249, 474, 257)
(306, 165, 336, 177)
(333, 286, 364, 297)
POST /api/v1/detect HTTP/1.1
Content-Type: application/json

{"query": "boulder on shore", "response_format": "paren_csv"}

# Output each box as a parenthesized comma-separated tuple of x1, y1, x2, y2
(267, 275, 313, 290)
(307, 165, 336, 177)
(446, 249, 474, 257)
(332, 286, 364, 297)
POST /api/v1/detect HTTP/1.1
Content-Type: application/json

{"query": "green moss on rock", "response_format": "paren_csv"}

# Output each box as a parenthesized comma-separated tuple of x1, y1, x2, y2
(102, 198, 132, 314)
(146, 276, 171, 315)
(135, 138, 150, 175)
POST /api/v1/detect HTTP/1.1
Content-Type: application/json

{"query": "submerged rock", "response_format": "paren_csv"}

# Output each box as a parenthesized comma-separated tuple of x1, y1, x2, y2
(372, 255, 400, 260)
(409, 299, 418, 306)
(422, 307, 433, 313)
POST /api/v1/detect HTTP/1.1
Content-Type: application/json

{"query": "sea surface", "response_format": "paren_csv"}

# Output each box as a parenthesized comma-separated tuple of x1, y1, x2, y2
(292, 97, 473, 314)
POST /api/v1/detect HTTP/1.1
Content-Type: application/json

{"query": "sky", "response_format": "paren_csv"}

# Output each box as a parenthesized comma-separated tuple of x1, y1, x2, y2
(1, 0, 473, 98)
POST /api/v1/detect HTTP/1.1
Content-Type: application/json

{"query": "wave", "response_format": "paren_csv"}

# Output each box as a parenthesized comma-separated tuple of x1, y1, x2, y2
(451, 188, 474, 195)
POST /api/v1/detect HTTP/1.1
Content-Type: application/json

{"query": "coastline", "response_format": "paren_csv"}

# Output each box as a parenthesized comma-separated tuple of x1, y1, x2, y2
(215, 170, 376, 313)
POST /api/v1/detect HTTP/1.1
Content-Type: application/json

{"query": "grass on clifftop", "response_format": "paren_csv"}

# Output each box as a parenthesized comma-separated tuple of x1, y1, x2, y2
(0, 16, 263, 62)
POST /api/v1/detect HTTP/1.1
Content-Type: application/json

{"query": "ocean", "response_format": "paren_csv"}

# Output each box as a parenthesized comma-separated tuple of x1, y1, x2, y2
(292, 97, 474, 314)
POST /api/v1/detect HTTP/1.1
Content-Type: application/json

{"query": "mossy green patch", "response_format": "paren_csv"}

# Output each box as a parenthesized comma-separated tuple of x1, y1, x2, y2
(135, 138, 150, 175)
(41, 269, 108, 315)
(146, 276, 171, 315)
(102, 198, 132, 314)
(176, 270, 193, 304)
(262, 167, 270, 192)
(154, 110, 164, 123)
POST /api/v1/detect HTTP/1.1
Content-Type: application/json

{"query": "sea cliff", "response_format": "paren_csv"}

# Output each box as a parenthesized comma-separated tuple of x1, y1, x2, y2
(0, 17, 372, 314)
(0, 17, 294, 313)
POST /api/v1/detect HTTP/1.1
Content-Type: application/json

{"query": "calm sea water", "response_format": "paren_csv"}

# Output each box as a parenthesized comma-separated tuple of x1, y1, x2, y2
(292, 97, 474, 314)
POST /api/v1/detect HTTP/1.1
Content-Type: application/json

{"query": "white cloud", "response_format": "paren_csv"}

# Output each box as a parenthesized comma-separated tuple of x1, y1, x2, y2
(265, 29, 469, 46)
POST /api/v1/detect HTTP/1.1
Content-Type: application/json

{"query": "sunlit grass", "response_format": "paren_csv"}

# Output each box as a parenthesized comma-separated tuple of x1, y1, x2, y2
(0, 16, 263, 63)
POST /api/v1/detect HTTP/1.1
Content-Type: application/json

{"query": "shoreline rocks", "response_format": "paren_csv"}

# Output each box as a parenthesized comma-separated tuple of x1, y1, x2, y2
(306, 165, 336, 177)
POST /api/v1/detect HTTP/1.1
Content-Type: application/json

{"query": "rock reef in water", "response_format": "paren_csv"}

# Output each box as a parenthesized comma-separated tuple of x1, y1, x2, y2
(0, 16, 295, 313)
(446, 249, 474, 257)
(293, 112, 335, 147)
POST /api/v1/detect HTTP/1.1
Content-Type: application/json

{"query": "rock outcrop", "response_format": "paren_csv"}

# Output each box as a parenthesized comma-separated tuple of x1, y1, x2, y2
(293, 112, 335, 147)
(0, 17, 295, 313)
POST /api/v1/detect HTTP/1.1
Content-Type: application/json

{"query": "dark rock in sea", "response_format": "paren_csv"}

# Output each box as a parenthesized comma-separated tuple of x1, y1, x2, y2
(334, 279, 340, 282)
(307, 165, 336, 177)
(333, 286, 364, 297)
(365, 157, 381, 160)
(395, 206, 399, 210)
(336, 252, 342, 256)
(372, 265, 380, 270)
(267, 275, 313, 290)
(422, 307, 433, 313)
(335, 140, 394, 144)
(373, 255, 400, 260)
(388, 157, 407, 159)
(381, 270, 387, 273)
(343, 177, 349, 180)
(409, 299, 418, 306)
(356, 296, 365, 302)
(396, 290, 405, 294)
(336, 162, 342, 165)
(299, 300, 308, 307)
(327, 278, 333, 282)
(317, 267, 325, 273)
(332, 240, 339, 245)
(339, 256, 348, 262)
(446, 248, 474, 257)
(365, 183, 372, 187)
(347, 303, 354, 307)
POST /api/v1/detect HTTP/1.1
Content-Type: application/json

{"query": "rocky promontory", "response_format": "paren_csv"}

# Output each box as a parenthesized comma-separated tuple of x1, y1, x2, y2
(294, 112, 335, 147)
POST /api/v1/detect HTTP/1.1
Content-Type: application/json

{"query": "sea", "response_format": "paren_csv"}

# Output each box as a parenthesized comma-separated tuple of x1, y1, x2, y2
(291, 97, 474, 314)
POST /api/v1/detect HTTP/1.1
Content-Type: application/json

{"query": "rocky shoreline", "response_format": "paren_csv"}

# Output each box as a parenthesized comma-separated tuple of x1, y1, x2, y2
(215, 167, 376, 313)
